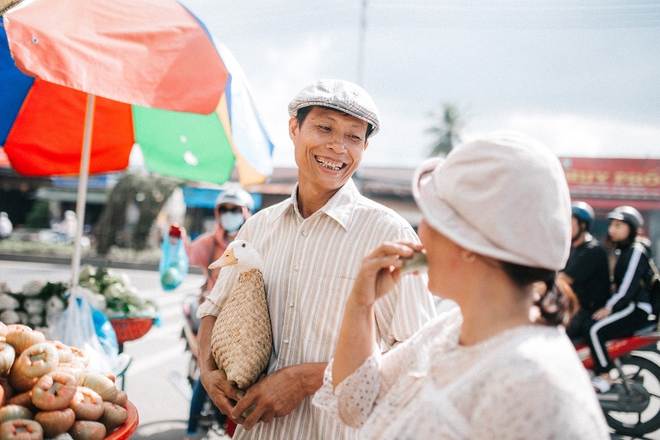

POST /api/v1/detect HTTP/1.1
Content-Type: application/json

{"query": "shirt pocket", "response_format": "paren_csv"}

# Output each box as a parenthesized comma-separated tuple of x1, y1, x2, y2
(301, 275, 355, 351)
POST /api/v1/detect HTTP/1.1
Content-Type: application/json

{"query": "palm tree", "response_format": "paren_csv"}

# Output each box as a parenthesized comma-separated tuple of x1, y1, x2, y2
(426, 103, 463, 157)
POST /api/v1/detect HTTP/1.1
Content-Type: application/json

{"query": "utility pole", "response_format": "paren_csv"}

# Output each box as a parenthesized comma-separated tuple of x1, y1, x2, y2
(355, 0, 368, 187)
(358, 0, 368, 87)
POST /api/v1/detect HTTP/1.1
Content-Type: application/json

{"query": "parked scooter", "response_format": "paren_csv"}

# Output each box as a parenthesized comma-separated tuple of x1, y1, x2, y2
(182, 293, 236, 437)
(576, 323, 660, 437)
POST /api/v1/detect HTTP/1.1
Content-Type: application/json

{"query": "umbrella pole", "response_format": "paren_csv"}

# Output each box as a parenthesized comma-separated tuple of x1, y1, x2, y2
(71, 93, 95, 288)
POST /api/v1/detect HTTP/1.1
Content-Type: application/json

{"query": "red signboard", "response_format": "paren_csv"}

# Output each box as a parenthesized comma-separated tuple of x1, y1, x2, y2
(560, 157, 660, 210)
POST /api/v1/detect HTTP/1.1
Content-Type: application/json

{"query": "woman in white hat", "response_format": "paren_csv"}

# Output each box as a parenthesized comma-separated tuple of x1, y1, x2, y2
(314, 132, 609, 439)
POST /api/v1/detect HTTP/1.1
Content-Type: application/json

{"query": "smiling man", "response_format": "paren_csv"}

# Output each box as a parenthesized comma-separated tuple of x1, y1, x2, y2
(196, 79, 436, 440)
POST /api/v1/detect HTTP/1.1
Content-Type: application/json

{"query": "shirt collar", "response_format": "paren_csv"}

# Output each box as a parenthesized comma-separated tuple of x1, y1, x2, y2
(320, 178, 360, 230)
(274, 178, 360, 230)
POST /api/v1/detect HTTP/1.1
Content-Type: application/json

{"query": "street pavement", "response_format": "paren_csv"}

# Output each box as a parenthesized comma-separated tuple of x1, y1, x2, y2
(1, 259, 659, 440)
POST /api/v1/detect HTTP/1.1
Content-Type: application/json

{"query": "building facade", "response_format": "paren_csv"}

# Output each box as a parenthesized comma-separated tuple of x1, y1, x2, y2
(561, 157, 660, 256)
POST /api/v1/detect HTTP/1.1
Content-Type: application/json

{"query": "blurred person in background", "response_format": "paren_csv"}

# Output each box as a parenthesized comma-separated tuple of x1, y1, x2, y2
(0, 212, 12, 238)
(559, 201, 611, 342)
(185, 188, 255, 294)
(184, 187, 254, 440)
(588, 206, 654, 393)
(54, 210, 78, 241)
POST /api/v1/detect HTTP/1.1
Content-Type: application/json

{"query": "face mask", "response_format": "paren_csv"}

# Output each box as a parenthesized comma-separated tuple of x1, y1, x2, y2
(220, 211, 245, 233)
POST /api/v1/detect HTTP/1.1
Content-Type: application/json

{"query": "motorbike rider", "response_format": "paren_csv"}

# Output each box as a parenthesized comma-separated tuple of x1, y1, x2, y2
(588, 205, 653, 393)
(559, 202, 611, 342)
(184, 187, 254, 440)
(185, 188, 255, 295)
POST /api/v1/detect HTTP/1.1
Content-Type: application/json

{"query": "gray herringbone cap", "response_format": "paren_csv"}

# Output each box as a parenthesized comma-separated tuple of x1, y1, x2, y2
(288, 79, 381, 138)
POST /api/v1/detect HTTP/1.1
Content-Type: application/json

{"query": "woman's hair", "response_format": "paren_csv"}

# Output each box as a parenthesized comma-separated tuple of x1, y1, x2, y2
(501, 261, 578, 327)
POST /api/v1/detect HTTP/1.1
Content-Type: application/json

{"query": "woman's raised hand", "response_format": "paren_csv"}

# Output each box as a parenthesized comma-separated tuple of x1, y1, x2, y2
(349, 241, 423, 308)
(333, 241, 423, 389)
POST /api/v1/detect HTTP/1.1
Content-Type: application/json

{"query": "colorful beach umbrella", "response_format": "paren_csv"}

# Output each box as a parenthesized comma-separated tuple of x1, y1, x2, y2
(1, 18, 273, 185)
(134, 42, 275, 187)
(1, 29, 274, 186)
(1, 0, 273, 285)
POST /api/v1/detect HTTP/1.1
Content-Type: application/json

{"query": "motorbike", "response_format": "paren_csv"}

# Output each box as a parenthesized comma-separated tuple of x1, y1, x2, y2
(182, 293, 236, 437)
(575, 322, 660, 437)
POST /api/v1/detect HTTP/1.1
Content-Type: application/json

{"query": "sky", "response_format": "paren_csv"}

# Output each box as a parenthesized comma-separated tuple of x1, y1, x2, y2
(179, 0, 660, 168)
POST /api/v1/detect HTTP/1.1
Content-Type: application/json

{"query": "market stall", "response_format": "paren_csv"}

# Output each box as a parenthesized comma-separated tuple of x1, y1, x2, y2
(0, 264, 158, 340)
(0, 322, 141, 438)
(0, 264, 158, 437)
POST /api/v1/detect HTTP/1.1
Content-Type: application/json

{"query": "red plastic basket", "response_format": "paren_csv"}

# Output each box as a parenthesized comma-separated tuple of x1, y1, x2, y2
(105, 400, 139, 439)
(110, 317, 155, 345)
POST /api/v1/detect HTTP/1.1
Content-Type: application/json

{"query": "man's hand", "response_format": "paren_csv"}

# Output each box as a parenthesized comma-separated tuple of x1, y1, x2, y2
(198, 316, 243, 421)
(230, 363, 326, 430)
(200, 367, 243, 420)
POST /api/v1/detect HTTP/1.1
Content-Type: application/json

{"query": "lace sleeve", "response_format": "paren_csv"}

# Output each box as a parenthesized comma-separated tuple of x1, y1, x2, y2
(313, 352, 382, 429)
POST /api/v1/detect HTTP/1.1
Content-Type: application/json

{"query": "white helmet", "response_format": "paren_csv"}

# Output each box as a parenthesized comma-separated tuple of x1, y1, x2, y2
(215, 188, 254, 213)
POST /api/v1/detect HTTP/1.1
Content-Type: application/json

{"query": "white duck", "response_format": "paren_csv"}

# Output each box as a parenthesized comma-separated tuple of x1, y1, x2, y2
(209, 240, 272, 390)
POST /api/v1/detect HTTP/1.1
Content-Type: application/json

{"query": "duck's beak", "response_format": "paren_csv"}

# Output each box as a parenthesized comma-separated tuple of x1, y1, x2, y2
(209, 248, 238, 269)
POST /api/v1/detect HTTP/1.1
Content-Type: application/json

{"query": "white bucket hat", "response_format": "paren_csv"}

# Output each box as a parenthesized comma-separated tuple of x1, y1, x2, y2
(412, 131, 571, 271)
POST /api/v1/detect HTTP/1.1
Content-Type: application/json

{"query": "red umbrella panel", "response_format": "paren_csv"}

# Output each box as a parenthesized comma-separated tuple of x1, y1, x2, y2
(5, 79, 135, 175)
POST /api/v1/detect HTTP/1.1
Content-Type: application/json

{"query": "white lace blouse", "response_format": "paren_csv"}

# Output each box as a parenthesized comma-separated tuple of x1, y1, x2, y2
(314, 307, 609, 440)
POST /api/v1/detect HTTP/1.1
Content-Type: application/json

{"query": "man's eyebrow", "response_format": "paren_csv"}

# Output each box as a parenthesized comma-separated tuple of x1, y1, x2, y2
(313, 113, 366, 130)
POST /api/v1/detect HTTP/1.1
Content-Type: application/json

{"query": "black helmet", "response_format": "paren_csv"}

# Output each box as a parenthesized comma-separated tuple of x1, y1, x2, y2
(571, 201, 595, 231)
(607, 206, 644, 230)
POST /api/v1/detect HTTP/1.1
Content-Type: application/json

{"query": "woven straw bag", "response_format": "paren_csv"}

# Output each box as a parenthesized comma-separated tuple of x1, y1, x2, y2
(0, 0, 24, 16)
(211, 268, 272, 390)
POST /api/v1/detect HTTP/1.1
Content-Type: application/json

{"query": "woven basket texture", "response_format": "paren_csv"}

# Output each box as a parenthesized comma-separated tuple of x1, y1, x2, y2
(211, 269, 272, 390)
(0, 0, 24, 15)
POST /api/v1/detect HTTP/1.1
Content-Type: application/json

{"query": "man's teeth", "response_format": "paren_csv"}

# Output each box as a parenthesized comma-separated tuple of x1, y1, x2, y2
(316, 157, 343, 170)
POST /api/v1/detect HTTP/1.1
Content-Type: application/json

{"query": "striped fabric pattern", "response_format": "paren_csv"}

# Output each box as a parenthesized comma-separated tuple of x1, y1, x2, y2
(199, 178, 436, 440)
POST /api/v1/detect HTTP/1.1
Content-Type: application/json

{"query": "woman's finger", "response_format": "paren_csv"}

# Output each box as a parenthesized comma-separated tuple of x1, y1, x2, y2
(368, 241, 418, 260)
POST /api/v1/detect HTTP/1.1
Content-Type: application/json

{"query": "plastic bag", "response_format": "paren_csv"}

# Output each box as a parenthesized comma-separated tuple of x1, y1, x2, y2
(52, 287, 114, 373)
(159, 233, 189, 290)
(92, 306, 119, 357)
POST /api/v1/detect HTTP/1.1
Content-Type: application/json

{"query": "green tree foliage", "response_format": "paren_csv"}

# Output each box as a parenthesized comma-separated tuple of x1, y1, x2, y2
(96, 172, 181, 254)
(25, 200, 51, 229)
(426, 103, 463, 157)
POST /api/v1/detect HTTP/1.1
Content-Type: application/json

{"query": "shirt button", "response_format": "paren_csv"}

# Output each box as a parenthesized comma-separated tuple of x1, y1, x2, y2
(302, 230, 308, 237)
(294, 265, 299, 271)
(284, 339, 289, 344)
(289, 302, 294, 308)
